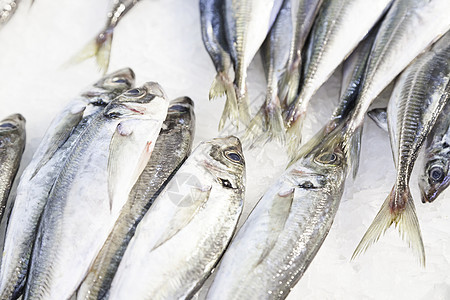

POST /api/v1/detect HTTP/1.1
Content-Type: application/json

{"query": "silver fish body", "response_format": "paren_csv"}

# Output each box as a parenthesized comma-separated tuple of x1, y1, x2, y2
(223, 0, 283, 125)
(284, 0, 392, 156)
(419, 101, 450, 203)
(0, 68, 135, 300)
(23, 83, 169, 300)
(108, 136, 245, 300)
(354, 29, 450, 266)
(76, 97, 196, 300)
(0, 114, 25, 225)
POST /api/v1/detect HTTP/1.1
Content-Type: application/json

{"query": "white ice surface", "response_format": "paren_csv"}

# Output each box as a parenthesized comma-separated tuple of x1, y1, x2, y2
(0, 0, 449, 299)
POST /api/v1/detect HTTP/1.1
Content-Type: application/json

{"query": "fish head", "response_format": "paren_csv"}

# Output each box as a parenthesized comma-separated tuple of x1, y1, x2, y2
(198, 136, 246, 191)
(81, 68, 136, 107)
(287, 126, 348, 199)
(0, 114, 26, 150)
(104, 82, 170, 122)
(163, 97, 196, 136)
(419, 158, 449, 203)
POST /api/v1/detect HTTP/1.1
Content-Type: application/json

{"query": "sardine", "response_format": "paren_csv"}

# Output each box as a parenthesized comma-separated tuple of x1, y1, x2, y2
(71, 0, 141, 73)
(0, 114, 25, 224)
(23, 83, 169, 300)
(245, 0, 292, 144)
(284, 0, 392, 157)
(353, 29, 450, 266)
(0, 69, 135, 300)
(223, 0, 283, 127)
(206, 29, 376, 299)
(108, 136, 245, 300)
(76, 97, 196, 300)
(200, 0, 238, 130)
(419, 101, 450, 203)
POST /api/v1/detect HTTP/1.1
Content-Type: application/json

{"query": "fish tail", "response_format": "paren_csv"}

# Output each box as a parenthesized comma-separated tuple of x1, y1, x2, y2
(66, 28, 114, 74)
(237, 89, 252, 128)
(209, 72, 231, 100)
(279, 67, 300, 108)
(349, 125, 363, 178)
(218, 83, 239, 131)
(352, 186, 425, 266)
(285, 111, 305, 160)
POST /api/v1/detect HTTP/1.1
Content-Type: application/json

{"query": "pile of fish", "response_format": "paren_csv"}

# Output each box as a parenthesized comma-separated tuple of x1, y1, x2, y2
(1, 0, 450, 299)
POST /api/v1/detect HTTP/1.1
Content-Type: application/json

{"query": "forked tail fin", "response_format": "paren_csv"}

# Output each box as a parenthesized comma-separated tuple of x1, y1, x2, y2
(218, 82, 239, 131)
(67, 28, 114, 74)
(285, 113, 305, 161)
(352, 186, 425, 266)
(278, 67, 300, 108)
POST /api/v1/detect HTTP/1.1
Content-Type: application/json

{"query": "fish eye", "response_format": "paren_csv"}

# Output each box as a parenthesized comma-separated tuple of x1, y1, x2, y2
(112, 77, 128, 84)
(429, 166, 444, 182)
(225, 151, 242, 163)
(315, 151, 340, 165)
(125, 88, 145, 97)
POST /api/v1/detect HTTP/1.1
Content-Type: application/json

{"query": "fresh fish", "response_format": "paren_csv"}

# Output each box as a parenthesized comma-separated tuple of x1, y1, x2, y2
(76, 97, 196, 300)
(245, 0, 292, 144)
(24, 83, 169, 300)
(200, 0, 238, 130)
(0, 68, 135, 300)
(353, 30, 450, 266)
(206, 30, 376, 299)
(108, 136, 245, 300)
(222, 0, 283, 127)
(0, 114, 25, 224)
(72, 0, 141, 73)
(419, 101, 450, 203)
(278, 0, 322, 107)
(284, 0, 392, 157)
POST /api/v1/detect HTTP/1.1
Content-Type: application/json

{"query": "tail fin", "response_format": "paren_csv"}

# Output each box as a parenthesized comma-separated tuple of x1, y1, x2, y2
(244, 99, 286, 146)
(352, 186, 425, 266)
(279, 68, 300, 108)
(237, 91, 252, 128)
(285, 113, 305, 161)
(218, 83, 239, 131)
(67, 28, 114, 73)
(209, 72, 231, 100)
(349, 125, 363, 179)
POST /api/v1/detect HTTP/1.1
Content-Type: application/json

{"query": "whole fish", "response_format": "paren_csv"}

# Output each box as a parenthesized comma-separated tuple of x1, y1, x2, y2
(72, 0, 141, 73)
(222, 0, 283, 127)
(278, 0, 322, 107)
(24, 83, 169, 300)
(419, 101, 450, 203)
(0, 68, 135, 300)
(76, 97, 196, 300)
(0, 114, 25, 224)
(283, 0, 392, 157)
(200, 0, 238, 130)
(108, 136, 245, 300)
(245, 0, 292, 144)
(206, 29, 376, 299)
(353, 29, 450, 266)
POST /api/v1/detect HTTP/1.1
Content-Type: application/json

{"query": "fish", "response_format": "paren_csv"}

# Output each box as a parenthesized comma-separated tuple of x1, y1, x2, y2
(108, 136, 245, 300)
(71, 0, 141, 73)
(206, 28, 376, 299)
(222, 0, 283, 127)
(200, 0, 238, 130)
(23, 82, 169, 300)
(419, 101, 450, 203)
(0, 114, 25, 225)
(283, 0, 393, 157)
(353, 29, 450, 266)
(76, 97, 196, 300)
(245, 0, 292, 144)
(0, 68, 135, 300)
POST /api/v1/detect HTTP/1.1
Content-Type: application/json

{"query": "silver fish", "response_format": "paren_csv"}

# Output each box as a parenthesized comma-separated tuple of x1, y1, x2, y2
(72, 0, 141, 73)
(419, 101, 450, 203)
(108, 136, 245, 300)
(24, 83, 169, 300)
(223, 0, 283, 127)
(245, 0, 292, 144)
(76, 97, 196, 300)
(206, 29, 376, 299)
(353, 29, 450, 266)
(0, 114, 25, 224)
(0, 69, 135, 300)
(200, 0, 238, 130)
